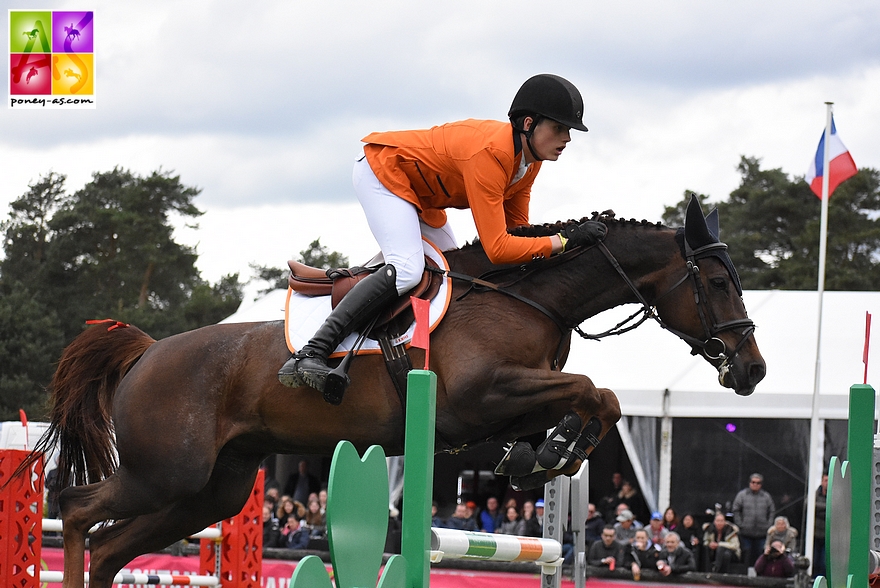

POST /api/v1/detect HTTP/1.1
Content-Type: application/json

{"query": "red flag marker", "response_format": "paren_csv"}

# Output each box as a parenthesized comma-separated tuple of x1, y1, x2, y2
(19, 409, 29, 450)
(410, 296, 430, 370)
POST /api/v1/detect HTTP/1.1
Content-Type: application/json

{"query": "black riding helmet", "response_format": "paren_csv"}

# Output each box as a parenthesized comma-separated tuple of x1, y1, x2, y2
(509, 74, 589, 133)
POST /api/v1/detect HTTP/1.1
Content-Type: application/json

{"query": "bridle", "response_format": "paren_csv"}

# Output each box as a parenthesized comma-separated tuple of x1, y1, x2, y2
(588, 240, 756, 375)
(448, 236, 756, 377)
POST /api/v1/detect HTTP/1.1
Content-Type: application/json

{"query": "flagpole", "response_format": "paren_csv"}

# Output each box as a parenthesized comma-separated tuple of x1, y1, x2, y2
(804, 101, 833, 575)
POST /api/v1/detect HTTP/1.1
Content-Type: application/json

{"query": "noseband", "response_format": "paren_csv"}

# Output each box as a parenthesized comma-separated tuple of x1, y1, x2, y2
(592, 241, 756, 369)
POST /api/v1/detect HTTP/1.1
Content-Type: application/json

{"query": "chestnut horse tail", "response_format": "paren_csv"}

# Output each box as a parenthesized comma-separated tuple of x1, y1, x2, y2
(28, 321, 156, 490)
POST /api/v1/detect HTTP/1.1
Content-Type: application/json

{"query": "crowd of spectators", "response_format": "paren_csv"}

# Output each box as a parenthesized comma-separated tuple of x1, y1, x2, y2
(261, 463, 328, 550)
(259, 461, 817, 581)
(433, 496, 545, 537)
(585, 471, 803, 580)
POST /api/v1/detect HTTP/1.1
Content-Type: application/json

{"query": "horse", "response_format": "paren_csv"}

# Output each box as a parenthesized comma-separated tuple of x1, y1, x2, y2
(64, 24, 81, 42)
(26, 196, 764, 588)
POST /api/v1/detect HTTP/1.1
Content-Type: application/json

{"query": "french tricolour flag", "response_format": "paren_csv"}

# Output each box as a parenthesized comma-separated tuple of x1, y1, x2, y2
(805, 116, 857, 199)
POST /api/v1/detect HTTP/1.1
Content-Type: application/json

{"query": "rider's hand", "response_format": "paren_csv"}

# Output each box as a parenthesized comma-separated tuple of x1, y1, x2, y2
(559, 220, 607, 250)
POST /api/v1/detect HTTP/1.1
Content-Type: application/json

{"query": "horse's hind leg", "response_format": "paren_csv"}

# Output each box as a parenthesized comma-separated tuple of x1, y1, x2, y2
(86, 455, 262, 588)
(59, 477, 146, 588)
(58, 454, 218, 588)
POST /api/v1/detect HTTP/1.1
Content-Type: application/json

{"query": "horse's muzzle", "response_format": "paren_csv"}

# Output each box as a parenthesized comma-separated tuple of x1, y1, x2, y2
(719, 355, 765, 396)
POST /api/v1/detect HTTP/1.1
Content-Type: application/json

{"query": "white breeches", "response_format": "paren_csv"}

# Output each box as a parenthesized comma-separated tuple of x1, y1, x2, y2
(353, 154, 457, 294)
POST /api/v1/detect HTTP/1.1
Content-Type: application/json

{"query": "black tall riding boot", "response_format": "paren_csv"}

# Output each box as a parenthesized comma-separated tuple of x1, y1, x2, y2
(278, 264, 398, 404)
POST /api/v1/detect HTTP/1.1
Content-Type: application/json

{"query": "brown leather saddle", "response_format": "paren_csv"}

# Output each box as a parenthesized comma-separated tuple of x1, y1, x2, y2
(287, 256, 444, 331)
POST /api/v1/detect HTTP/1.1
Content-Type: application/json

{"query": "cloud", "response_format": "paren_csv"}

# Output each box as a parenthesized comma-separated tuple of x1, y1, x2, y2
(2, 0, 879, 283)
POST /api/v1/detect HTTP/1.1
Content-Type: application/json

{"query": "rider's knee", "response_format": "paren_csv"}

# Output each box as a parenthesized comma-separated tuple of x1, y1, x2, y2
(389, 256, 425, 294)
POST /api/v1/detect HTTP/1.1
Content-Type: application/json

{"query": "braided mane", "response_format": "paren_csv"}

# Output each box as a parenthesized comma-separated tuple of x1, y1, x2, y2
(508, 210, 665, 238)
(457, 211, 666, 252)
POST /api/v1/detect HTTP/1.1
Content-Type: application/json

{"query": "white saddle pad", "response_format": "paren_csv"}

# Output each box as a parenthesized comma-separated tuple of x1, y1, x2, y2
(285, 239, 451, 356)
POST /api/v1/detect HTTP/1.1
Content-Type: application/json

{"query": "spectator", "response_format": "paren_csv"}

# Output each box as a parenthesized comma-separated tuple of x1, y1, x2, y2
(702, 512, 741, 573)
(284, 460, 322, 505)
(657, 533, 696, 576)
(480, 496, 503, 533)
(431, 501, 444, 528)
(599, 472, 624, 521)
(276, 496, 304, 527)
(754, 540, 795, 578)
(265, 486, 280, 507)
(588, 525, 622, 568)
(522, 500, 542, 537)
(535, 499, 545, 528)
(262, 504, 281, 548)
(304, 497, 326, 538)
(662, 507, 680, 533)
(732, 473, 775, 566)
(814, 474, 828, 577)
(677, 513, 702, 569)
(584, 502, 606, 546)
(279, 516, 311, 550)
(444, 503, 479, 531)
(318, 488, 328, 515)
(648, 511, 669, 546)
(262, 464, 281, 498)
(614, 509, 640, 545)
(766, 516, 798, 553)
(616, 480, 646, 523)
(497, 506, 526, 535)
(45, 467, 61, 519)
(624, 529, 659, 580)
(615, 503, 644, 529)
(465, 501, 480, 529)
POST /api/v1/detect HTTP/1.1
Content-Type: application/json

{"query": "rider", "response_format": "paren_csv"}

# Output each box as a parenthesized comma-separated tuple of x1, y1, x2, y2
(278, 73, 608, 405)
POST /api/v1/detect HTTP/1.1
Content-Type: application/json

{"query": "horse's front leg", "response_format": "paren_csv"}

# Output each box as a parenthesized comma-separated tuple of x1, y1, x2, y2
(502, 387, 621, 491)
(467, 365, 620, 480)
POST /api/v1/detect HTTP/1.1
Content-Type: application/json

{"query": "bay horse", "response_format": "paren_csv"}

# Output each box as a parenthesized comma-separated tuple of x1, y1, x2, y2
(28, 196, 764, 588)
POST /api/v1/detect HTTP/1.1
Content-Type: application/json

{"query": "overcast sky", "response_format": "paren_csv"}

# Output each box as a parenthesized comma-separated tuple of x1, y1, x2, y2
(3, 0, 879, 292)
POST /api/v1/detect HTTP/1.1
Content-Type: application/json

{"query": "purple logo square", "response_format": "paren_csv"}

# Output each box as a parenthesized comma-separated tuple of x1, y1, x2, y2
(52, 11, 93, 53)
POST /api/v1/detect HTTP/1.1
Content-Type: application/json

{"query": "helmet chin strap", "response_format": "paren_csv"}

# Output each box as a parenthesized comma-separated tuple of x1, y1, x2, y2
(517, 115, 544, 162)
(524, 135, 543, 162)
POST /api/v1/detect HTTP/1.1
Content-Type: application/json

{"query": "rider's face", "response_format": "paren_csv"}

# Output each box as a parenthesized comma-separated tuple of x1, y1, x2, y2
(524, 117, 571, 163)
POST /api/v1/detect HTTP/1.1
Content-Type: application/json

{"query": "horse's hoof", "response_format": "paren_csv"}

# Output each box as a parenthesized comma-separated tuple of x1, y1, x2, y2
(510, 471, 550, 492)
(495, 442, 536, 477)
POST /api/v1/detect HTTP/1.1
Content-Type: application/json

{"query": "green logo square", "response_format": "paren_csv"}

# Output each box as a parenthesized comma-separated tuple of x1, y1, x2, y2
(9, 10, 52, 53)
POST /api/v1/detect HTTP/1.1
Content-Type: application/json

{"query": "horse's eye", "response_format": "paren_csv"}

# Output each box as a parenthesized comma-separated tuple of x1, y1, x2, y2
(710, 277, 727, 290)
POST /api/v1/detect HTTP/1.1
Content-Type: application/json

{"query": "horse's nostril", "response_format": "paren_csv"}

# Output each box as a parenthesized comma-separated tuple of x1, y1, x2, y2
(749, 362, 766, 384)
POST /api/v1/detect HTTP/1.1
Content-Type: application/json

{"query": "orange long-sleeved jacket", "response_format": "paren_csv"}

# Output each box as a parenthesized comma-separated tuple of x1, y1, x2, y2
(362, 119, 554, 264)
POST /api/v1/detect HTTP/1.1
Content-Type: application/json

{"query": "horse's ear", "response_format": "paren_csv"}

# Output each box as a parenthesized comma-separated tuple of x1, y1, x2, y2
(705, 208, 720, 240)
(684, 194, 718, 249)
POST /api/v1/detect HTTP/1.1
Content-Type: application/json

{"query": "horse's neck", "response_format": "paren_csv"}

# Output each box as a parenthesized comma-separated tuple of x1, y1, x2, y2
(566, 224, 682, 322)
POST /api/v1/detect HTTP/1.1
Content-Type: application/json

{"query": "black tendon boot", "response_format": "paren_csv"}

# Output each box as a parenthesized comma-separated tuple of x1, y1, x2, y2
(278, 265, 398, 404)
